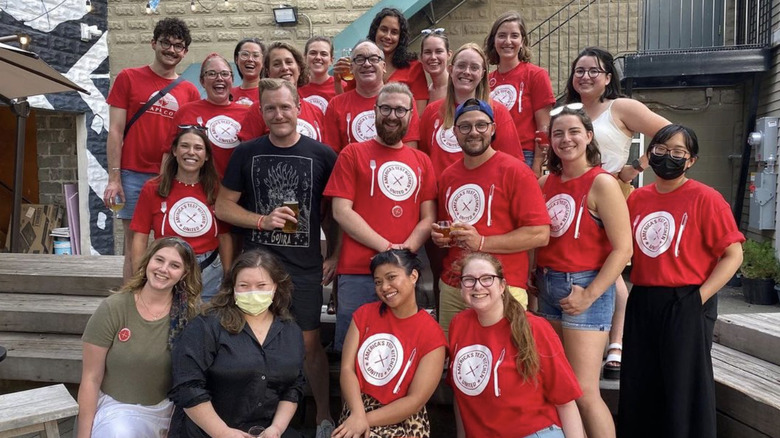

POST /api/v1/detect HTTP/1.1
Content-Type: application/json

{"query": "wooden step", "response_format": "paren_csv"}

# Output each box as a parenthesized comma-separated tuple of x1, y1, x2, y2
(0, 254, 121, 296)
(714, 313, 780, 366)
(712, 343, 780, 438)
(0, 333, 82, 384)
(0, 293, 104, 335)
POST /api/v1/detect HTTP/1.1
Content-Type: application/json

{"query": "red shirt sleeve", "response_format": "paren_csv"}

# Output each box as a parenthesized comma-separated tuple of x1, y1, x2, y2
(491, 101, 523, 160)
(238, 102, 268, 142)
(129, 181, 157, 234)
(106, 70, 131, 109)
(322, 99, 343, 152)
(531, 315, 583, 405)
(323, 144, 358, 199)
(528, 66, 555, 113)
(508, 162, 550, 227)
(404, 99, 421, 143)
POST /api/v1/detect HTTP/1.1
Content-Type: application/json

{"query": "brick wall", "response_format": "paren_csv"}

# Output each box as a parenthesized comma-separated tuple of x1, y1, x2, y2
(35, 111, 79, 209)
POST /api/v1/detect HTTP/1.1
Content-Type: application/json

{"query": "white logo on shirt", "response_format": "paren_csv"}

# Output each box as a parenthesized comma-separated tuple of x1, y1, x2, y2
(452, 344, 492, 396)
(358, 333, 403, 386)
(303, 95, 328, 114)
(351, 110, 376, 142)
(206, 115, 242, 149)
(636, 211, 676, 258)
(547, 193, 575, 238)
(169, 196, 212, 237)
(378, 161, 417, 201)
(448, 184, 485, 225)
(234, 97, 254, 107)
(146, 91, 180, 119)
(297, 119, 319, 141)
(436, 125, 461, 153)
(490, 85, 517, 112)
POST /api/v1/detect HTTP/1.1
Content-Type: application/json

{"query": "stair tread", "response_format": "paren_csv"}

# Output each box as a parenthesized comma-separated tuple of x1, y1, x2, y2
(0, 293, 104, 314)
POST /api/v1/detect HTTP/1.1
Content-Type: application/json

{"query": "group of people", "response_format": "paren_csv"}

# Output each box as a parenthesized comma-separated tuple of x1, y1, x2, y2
(82, 8, 744, 438)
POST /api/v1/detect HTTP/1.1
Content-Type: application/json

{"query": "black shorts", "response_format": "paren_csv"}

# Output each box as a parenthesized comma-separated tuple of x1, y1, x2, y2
(289, 271, 323, 331)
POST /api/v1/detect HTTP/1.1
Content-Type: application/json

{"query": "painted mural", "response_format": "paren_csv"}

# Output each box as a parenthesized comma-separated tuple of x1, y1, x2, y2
(1, 0, 112, 254)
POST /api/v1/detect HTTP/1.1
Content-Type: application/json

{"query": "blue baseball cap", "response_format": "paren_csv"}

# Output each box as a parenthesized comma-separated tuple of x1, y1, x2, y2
(454, 98, 494, 123)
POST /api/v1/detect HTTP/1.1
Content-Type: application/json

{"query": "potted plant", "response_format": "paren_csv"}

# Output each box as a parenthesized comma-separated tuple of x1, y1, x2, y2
(740, 239, 779, 305)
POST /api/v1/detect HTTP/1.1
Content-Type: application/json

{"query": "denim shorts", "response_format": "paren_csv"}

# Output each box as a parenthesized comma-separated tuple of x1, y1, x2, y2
(197, 250, 223, 302)
(522, 149, 535, 168)
(536, 268, 615, 331)
(522, 425, 564, 438)
(334, 274, 378, 351)
(117, 169, 157, 219)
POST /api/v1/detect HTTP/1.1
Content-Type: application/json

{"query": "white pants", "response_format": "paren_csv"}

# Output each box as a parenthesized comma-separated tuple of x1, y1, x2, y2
(88, 392, 173, 438)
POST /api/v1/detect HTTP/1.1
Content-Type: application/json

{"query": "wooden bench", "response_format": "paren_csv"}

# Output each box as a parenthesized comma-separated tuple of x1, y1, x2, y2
(0, 384, 78, 438)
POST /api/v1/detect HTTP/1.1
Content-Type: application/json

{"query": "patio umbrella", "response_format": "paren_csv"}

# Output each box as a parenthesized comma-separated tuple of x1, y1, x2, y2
(0, 41, 88, 252)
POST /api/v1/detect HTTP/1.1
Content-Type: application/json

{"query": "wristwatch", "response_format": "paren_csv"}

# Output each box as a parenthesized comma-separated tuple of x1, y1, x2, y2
(631, 158, 645, 171)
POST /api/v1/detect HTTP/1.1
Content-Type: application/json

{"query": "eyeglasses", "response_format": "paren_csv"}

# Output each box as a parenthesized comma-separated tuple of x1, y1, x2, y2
(421, 28, 445, 35)
(352, 55, 384, 65)
(453, 62, 484, 74)
(238, 50, 263, 60)
(376, 105, 411, 118)
(460, 274, 502, 289)
(456, 121, 493, 134)
(573, 67, 606, 78)
(549, 102, 584, 117)
(157, 39, 186, 53)
(651, 144, 690, 159)
(178, 124, 206, 131)
(203, 70, 232, 79)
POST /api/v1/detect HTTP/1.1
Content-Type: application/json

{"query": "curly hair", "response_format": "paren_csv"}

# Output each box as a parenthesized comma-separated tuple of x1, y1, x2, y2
(157, 127, 220, 205)
(153, 17, 192, 48)
(263, 42, 310, 88)
(546, 105, 601, 175)
(233, 38, 266, 80)
(367, 8, 416, 69)
(564, 47, 623, 103)
(205, 250, 294, 334)
(484, 11, 532, 65)
(116, 237, 202, 348)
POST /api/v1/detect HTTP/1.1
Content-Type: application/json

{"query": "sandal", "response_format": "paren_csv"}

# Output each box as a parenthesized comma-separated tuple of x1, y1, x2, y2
(603, 343, 622, 380)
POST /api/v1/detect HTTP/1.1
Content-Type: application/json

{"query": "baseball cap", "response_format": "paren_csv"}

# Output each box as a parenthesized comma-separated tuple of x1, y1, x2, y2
(454, 98, 494, 123)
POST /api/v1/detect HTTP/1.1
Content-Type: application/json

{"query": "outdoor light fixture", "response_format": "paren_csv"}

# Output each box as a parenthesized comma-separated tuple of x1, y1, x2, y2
(273, 5, 298, 26)
(191, 0, 196, 11)
(146, 2, 152, 14)
(86, 0, 92, 13)
(0, 34, 32, 50)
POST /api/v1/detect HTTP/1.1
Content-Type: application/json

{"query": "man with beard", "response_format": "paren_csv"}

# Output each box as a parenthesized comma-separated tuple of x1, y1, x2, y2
(322, 40, 420, 152)
(103, 17, 201, 280)
(430, 98, 550, 336)
(324, 82, 437, 351)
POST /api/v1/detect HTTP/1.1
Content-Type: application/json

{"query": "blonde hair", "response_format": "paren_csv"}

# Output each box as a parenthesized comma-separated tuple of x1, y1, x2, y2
(443, 43, 491, 129)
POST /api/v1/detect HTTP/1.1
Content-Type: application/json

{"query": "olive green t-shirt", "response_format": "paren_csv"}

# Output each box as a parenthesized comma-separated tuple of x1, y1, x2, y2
(82, 292, 171, 405)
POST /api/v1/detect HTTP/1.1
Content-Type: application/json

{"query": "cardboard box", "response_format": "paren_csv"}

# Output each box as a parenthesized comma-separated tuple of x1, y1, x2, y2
(5, 204, 63, 253)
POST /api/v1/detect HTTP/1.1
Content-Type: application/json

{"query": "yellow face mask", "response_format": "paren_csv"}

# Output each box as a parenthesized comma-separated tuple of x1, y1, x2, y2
(234, 290, 274, 316)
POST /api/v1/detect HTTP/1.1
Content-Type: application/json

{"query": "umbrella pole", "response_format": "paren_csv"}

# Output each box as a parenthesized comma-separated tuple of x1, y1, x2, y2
(10, 98, 30, 253)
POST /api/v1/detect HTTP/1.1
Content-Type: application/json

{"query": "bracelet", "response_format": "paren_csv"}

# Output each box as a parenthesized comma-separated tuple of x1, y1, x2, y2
(257, 215, 265, 231)
(110, 167, 120, 172)
(478, 235, 485, 251)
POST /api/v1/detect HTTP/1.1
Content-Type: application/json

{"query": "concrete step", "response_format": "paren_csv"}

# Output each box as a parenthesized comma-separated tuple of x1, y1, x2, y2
(714, 313, 780, 367)
(0, 254, 121, 296)
(0, 293, 104, 335)
(0, 333, 82, 384)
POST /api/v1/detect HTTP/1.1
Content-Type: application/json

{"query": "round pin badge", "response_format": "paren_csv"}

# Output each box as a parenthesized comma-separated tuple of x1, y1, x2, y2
(118, 328, 132, 342)
(392, 205, 403, 218)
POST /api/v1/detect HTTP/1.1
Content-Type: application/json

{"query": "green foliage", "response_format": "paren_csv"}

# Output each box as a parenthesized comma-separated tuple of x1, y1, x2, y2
(740, 239, 779, 280)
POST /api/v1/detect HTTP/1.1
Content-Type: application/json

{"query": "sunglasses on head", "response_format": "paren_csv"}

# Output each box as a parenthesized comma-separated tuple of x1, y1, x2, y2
(549, 102, 585, 117)
(421, 28, 445, 35)
(178, 124, 206, 132)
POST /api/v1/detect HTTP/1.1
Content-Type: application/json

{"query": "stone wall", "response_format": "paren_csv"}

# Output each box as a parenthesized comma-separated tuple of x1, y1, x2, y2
(35, 111, 79, 208)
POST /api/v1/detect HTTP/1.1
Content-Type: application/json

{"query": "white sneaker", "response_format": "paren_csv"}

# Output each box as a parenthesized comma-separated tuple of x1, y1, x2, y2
(315, 419, 335, 438)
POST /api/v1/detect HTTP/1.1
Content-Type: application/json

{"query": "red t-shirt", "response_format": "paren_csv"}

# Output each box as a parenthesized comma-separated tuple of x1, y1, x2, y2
(388, 60, 430, 101)
(170, 100, 250, 178)
(628, 180, 745, 287)
(107, 66, 201, 173)
(324, 139, 437, 274)
(322, 90, 421, 153)
(419, 99, 524, 176)
(449, 310, 582, 438)
(299, 76, 344, 114)
(537, 167, 613, 272)
(488, 62, 555, 151)
(352, 302, 446, 405)
(438, 152, 550, 289)
(130, 178, 227, 254)
(231, 86, 258, 107)
(238, 99, 325, 144)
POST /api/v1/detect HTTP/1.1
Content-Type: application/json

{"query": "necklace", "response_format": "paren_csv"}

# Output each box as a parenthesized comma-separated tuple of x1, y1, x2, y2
(137, 292, 171, 320)
(175, 177, 198, 187)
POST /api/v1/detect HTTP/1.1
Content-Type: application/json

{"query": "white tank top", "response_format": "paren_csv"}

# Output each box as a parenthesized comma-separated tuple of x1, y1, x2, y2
(592, 100, 632, 173)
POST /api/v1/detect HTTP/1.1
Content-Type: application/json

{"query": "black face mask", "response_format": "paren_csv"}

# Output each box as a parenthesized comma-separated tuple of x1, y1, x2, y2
(649, 153, 688, 180)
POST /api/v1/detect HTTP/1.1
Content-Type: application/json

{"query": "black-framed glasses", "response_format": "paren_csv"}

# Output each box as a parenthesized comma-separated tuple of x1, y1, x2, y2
(203, 70, 232, 79)
(651, 144, 689, 159)
(456, 121, 493, 135)
(238, 50, 263, 60)
(421, 28, 445, 35)
(550, 102, 585, 117)
(352, 55, 384, 65)
(460, 274, 502, 289)
(376, 105, 411, 118)
(178, 124, 206, 132)
(573, 67, 606, 78)
(157, 39, 186, 53)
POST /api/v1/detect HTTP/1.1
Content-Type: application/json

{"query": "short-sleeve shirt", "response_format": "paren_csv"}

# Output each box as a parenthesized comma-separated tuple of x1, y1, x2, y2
(324, 139, 437, 274)
(82, 292, 171, 406)
(322, 90, 421, 153)
(627, 179, 745, 287)
(239, 99, 325, 143)
(107, 66, 201, 173)
(352, 302, 446, 405)
(448, 309, 582, 438)
(387, 60, 430, 101)
(231, 86, 259, 107)
(299, 76, 344, 114)
(130, 178, 226, 255)
(438, 152, 550, 289)
(222, 135, 337, 275)
(488, 62, 555, 151)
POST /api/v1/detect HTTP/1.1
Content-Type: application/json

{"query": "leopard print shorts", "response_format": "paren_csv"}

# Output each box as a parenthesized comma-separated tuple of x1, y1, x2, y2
(339, 393, 430, 438)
